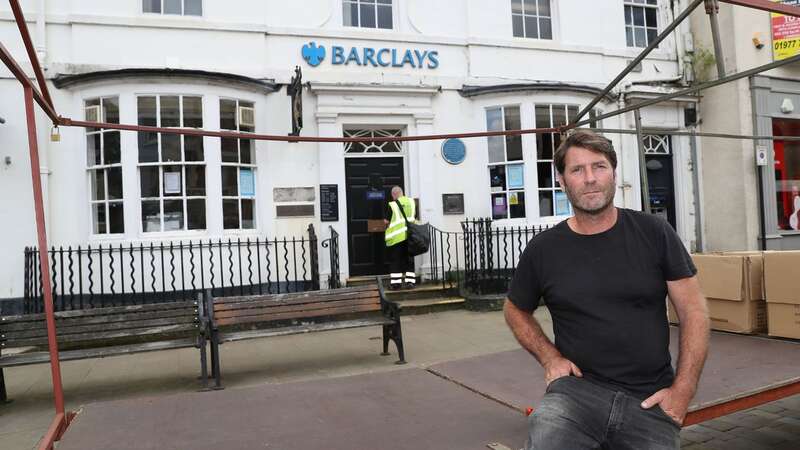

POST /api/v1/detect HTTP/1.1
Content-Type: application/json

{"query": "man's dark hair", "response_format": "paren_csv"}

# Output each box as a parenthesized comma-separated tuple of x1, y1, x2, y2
(554, 129, 617, 175)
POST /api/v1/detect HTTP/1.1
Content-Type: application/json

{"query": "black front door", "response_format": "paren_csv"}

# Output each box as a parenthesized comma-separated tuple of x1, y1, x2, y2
(645, 154, 677, 229)
(345, 157, 404, 276)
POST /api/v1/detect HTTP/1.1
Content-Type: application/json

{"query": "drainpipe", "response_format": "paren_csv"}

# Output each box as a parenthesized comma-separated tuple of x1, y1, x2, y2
(37, 0, 46, 64)
(671, 0, 686, 84)
(750, 77, 767, 251)
(617, 93, 630, 207)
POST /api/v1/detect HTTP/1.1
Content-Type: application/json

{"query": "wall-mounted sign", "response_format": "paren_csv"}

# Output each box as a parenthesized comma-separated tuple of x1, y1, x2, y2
(441, 138, 466, 165)
(320, 184, 339, 222)
(772, 1, 800, 61)
(442, 193, 464, 215)
(302, 41, 439, 69)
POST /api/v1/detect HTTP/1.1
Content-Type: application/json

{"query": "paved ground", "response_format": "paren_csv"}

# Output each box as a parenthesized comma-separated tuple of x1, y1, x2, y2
(0, 308, 797, 449)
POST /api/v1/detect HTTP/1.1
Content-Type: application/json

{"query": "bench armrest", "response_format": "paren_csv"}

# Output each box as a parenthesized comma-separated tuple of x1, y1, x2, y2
(376, 276, 401, 321)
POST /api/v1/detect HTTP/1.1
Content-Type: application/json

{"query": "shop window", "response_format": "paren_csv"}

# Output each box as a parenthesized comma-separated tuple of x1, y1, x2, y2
(86, 97, 123, 235)
(220, 99, 257, 230)
(137, 95, 206, 232)
(624, 0, 658, 48)
(511, 0, 552, 40)
(487, 106, 526, 220)
(773, 118, 800, 231)
(343, 0, 393, 29)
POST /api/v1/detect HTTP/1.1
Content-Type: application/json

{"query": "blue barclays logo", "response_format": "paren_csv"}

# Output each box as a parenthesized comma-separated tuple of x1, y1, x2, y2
(302, 42, 326, 67)
(300, 42, 439, 69)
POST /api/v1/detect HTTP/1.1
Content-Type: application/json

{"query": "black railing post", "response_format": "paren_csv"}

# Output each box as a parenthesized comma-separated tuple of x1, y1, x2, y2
(308, 224, 321, 291)
(322, 226, 341, 289)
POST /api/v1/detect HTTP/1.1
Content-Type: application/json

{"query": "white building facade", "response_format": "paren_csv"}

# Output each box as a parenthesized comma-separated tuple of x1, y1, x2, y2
(0, 0, 700, 311)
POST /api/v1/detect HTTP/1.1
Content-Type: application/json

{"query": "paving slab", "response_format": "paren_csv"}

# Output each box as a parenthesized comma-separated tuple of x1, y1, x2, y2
(57, 368, 528, 450)
(427, 328, 800, 413)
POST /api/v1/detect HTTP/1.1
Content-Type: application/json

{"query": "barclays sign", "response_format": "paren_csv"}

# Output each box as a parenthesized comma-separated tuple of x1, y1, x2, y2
(301, 42, 439, 69)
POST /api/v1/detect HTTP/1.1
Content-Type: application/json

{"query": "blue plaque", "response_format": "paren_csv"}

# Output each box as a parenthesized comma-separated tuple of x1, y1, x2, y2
(441, 138, 466, 165)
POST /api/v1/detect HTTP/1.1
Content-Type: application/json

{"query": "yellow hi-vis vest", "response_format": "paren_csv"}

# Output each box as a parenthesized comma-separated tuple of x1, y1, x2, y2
(385, 196, 415, 247)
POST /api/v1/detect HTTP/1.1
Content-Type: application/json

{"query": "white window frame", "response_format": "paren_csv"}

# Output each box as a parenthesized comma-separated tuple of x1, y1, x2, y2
(624, 0, 659, 48)
(86, 96, 124, 236)
(220, 98, 258, 231)
(142, 0, 203, 16)
(343, 129, 404, 156)
(533, 104, 603, 218)
(533, 103, 578, 218)
(486, 105, 526, 220)
(137, 94, 207, 234)
(343, 0, 394, 30)
(511, 0, 553, 40)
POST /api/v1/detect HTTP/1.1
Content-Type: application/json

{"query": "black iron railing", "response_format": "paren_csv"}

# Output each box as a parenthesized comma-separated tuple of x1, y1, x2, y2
(426, 225, 464, 290)
(23, 225, 322, 313)
(322, 226, 341, 289)
(461, 218, 552, 294)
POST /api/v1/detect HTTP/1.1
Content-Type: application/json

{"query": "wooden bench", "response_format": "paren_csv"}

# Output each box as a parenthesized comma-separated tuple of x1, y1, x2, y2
(202, 279, 405, 388)
(0, 300, 209, 402)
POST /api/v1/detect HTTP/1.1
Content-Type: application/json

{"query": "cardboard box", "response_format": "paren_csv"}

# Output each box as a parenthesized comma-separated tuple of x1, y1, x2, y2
(764, 251, 800, 304)
(366, 219, 387, 233)
(764, 251, 800, 339)
(668, 298, 767, 334)
(767, 303, 800, 339)
(672, 253, 767, 334)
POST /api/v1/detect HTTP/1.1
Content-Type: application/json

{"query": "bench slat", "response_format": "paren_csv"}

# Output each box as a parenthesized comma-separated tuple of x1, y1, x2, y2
(0, 337, 199, 368)
(0, 308, 198, 333)
(215, 303, 383, 327)
(214, 284, 378, 305)
(3, 323, 199, 348)
(212, 290, 379, 312)
(213, 297, 380, 320)
(2, 315, 198, 341)
(217, 317, 394, 343)
(0, 301, 198, 324)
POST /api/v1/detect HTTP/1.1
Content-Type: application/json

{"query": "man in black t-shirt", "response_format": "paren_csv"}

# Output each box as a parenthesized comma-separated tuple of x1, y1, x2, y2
(505, 130, 709, 450)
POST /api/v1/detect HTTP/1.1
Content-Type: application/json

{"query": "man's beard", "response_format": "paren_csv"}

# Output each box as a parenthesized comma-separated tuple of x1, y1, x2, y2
(562, 179, 616, 216)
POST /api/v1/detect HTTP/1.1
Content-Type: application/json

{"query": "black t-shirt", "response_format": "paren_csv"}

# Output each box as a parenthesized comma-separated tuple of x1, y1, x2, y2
(507, 208, 697, 398)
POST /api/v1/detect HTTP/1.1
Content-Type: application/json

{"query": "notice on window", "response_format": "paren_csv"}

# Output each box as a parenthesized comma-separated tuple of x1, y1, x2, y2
(772, 1, 800, 61)
(555, 191, 572, 216)
(240, 169, 255, 198)
(507, 165, 524, 189)
(164, 172, 182, 194)
(509, 192, 519, 205)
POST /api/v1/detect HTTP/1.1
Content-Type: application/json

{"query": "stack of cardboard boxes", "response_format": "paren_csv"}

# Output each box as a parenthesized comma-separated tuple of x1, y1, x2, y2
(668, 251, 799, 339)
(764, 251, 800, 339)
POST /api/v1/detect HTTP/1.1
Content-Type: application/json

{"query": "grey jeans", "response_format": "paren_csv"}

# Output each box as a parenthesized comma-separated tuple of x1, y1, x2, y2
(525, 375, 680, 450)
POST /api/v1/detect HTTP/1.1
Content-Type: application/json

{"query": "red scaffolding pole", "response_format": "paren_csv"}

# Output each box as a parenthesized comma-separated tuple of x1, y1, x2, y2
(2, 0, 800, 448)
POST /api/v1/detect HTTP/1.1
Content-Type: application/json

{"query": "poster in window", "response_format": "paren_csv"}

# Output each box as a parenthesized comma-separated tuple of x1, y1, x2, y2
(554, 191, 572, 216)
(492, 195, 506, 217)
(164, 172, 182, 194)
(240, 169, 255, 198)
(507, 165, 524, 189)
(509, 192, 519, 205)
(772, 1, 800, 61)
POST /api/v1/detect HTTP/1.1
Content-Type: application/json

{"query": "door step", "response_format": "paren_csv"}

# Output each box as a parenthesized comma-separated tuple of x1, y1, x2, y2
(346, 276, 379, 287)
(395, 296, 465, 316)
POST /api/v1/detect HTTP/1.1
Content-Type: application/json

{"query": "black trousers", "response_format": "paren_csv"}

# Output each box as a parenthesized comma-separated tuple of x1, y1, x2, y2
(388, 241, 415, 283)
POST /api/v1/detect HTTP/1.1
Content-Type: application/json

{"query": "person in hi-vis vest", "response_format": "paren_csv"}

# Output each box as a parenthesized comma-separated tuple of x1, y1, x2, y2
(383, 186, 416, 289)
